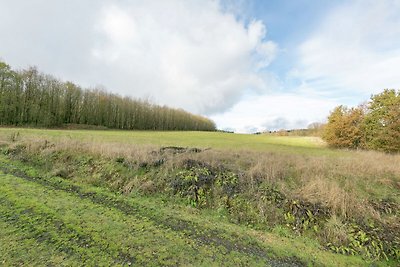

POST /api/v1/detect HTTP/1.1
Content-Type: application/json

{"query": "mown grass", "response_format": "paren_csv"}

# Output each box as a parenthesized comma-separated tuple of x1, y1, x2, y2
(0, 168, 267, 266)
(0, 218, 78, 266)
(0, 127, 399, 266)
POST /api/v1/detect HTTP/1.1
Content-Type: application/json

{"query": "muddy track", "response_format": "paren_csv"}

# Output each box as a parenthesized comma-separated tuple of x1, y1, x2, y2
(0, 160, 305, 267)
(0, 194, 136, 266)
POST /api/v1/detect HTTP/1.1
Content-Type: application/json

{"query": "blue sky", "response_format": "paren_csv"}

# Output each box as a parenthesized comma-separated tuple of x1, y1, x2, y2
(1, 0, 399, 132)
(213, 0, 400, 132)
(246, 1, 338, 72)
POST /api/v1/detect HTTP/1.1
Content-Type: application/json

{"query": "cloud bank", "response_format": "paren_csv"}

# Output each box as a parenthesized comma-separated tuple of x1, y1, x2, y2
(211, 94, 338, 133)
(0, 0, 277, 115)
(92, 1, 278, 114)
(1, 0, 399, 133)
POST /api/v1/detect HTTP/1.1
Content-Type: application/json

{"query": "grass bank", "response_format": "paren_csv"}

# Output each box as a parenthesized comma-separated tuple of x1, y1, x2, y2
(0, 127, 398, 265)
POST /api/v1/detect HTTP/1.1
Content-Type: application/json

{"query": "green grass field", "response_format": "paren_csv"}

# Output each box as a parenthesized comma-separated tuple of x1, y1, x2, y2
(0, 127, 398, 266)
(0, 127, 331, 154)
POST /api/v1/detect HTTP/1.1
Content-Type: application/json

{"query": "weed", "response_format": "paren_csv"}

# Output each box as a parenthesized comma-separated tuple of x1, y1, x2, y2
(0, 127, 398, 263)
(9, 131, 20, 142)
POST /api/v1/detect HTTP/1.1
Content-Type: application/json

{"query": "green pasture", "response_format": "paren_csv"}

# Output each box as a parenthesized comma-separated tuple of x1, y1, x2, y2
(0, 127, 334, 155)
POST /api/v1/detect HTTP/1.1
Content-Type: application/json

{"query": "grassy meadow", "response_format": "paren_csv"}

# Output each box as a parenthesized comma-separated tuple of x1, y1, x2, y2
(0, 127, 330, 154)
(0, 127, 399, 266)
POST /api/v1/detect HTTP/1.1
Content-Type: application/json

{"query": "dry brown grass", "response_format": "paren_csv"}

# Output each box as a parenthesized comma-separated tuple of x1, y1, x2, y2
(179, 147, 400, 222)
(2, 132, 399, 261)
(3, 133, 399, 225)
(321, 215, 350, 246)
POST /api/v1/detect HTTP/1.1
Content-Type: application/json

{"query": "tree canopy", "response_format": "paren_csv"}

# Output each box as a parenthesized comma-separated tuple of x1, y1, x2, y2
(0, 61, 216, 131)
(323, 89, 400, 153)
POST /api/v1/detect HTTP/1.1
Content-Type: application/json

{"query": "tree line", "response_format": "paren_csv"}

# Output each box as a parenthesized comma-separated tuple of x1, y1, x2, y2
(323, 89, 400, 153)
(0, 61, 216, 131)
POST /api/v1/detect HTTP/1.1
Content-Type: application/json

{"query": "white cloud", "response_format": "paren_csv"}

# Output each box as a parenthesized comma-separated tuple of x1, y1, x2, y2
(211, 94, 338, 133)
(0, 0, 278, 115)
(91, 1, 278, 114)
(4, 0, 397, 132)
(217, 0, 400, 133)
(296, 0, 400, 96)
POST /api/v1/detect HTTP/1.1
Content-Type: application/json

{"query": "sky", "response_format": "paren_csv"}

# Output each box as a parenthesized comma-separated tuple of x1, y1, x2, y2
(1, 0, 399, 133)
